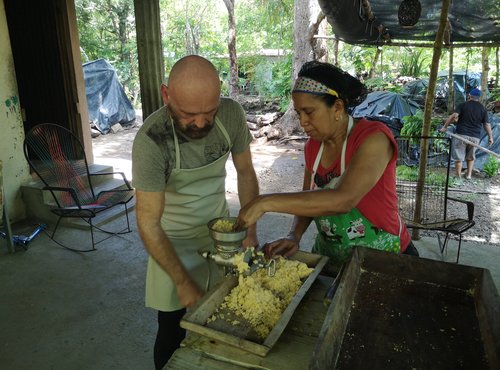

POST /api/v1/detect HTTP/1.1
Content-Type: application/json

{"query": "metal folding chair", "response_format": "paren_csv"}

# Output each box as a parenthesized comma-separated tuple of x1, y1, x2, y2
(396, 136, 475, 263)
(23, 123, 134, 252)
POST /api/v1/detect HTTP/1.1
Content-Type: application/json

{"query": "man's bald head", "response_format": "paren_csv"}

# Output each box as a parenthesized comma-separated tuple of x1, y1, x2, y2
(168, 55, 221, 98)
(161, 55, 221, 139)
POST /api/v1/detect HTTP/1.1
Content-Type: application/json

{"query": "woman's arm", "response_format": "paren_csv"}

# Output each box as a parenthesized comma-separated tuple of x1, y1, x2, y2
(232, 147, 260, 247)
(236, 132, 394, 228)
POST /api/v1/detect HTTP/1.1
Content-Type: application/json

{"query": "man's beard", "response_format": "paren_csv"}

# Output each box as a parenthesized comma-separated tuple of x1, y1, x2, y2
(168, 107, 215, 139)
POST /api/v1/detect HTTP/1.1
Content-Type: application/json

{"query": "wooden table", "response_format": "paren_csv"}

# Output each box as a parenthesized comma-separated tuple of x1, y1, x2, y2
(166, 274, 335, 370)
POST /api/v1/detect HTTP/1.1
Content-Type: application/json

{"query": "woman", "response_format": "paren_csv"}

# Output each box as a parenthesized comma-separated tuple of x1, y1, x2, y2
(235, 61, 418, 263)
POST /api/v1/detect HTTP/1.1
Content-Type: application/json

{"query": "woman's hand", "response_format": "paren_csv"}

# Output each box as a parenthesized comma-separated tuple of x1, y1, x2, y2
(264, 236, 300, 258)
(234, 195, 266, 231)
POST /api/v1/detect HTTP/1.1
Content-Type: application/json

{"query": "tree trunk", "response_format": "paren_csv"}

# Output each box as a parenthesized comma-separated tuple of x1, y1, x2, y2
(447, 46, 454, 114)
(368, 47, 382, 79)
(223, 0, 238, 98)
(274, 0, 323, 137)
(496, 46, 499, 88)
(480, 47, 490, 105)
(333, 37, 339, 66)
(310, 12, 328, 62)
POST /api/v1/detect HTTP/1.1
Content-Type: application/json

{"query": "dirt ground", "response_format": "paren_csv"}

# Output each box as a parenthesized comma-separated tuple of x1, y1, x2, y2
(91, 111, 500, 246)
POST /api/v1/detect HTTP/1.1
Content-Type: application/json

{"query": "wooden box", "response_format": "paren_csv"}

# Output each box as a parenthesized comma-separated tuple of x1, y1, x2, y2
(311, 247, 500, 369)
(181, 251, 329, 356)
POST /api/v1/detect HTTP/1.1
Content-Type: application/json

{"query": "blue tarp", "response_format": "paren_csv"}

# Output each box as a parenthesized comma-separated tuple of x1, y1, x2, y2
(352, 91, 420, 136)
(472, 112, 500, 171)
(436, 71, 483, 109)
(353, 91, 420, 119)
(83, 59, 135, 134)
(403, 71, 483, 110)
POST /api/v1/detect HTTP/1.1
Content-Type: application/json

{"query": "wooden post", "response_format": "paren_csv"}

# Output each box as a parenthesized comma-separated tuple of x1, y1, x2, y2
(134, 0, 164, 120)
(0, 161, 15, 253)
(412, 0, 452, 240)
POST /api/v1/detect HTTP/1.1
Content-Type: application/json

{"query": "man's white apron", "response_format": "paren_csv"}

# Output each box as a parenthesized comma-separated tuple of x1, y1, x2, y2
(145, 118, 231, 311)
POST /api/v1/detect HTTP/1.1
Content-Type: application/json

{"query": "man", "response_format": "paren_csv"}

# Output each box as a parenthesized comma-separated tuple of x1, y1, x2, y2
(132, 55, 259, 369)
(493, 101, 500, 115)
(440, 88, 494, 179)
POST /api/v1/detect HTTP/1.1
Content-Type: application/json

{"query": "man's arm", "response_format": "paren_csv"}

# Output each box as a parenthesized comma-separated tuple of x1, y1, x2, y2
(483, 122, 494, 146)
(440, 112, 459, 132)
(232, 148, 259, 247)
(136, 190, 203, 307)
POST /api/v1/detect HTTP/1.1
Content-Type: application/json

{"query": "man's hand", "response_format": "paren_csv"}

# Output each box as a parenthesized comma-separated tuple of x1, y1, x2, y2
(176, 279, 204, 308)
(439, 126, 448, 133)
(488, 137, 494, 146)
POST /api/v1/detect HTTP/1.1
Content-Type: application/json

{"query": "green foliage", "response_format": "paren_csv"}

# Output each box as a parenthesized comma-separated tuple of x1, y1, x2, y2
(160, 0, 226, 60)
(396, 165, 418, 180)
(489, 86, 500, 103)
(400, 48, 429, 78)
(236, 0, 293, 52)
(76, 0, 139, 104)
(339, 45, 378, 76)
(253, 54, 292, 111)
(364, 77, 404, 93)
(396, 166, 448, 186)
(483, 155, 500, 178)
(401, 110, 442, 137)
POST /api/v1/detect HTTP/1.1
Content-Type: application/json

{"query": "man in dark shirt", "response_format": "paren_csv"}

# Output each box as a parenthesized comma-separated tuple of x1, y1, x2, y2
(440, 88, 494, 179)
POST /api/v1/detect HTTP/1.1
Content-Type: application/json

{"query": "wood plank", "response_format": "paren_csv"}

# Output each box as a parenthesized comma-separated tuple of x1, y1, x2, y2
(182, 277, 237, 324)
(181, 321, 269, 356)
(165, 348, 251, 370)
(263, 255, 329, 348)
(311, 249, 361, 369)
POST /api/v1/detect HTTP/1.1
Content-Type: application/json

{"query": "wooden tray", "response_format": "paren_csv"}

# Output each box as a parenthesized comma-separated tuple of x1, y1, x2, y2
(181, 251, 329, 356)
(311, 247, 500, 369)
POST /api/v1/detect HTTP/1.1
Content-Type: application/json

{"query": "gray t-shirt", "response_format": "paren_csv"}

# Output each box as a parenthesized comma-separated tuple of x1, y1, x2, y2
(132, 97, 252, 192)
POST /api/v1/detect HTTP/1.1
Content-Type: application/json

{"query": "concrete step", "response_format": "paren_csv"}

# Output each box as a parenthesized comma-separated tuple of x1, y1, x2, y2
(21, 163, 135, 228)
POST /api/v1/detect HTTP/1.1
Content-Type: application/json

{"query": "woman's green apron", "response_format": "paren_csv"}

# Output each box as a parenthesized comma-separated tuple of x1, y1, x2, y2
(311, 116, 401, 263)
(145, 118, 230, 311)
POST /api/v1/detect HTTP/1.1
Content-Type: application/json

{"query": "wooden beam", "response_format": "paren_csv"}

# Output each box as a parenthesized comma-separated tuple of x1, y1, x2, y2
(313, 35, 500, 48)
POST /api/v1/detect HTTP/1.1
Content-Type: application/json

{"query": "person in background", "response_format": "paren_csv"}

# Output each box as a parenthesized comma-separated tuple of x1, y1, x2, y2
(235, 61, 417, 264)
(132, 55, 259, 369)
(440, 88, 494, 179)
(493, 101, 500, 115)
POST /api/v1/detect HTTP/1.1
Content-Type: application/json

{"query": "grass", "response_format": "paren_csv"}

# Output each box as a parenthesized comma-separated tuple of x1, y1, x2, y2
(396, 165, 449, 187)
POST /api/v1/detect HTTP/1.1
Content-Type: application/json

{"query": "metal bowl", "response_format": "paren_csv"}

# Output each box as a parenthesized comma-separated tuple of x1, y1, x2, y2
(207, 216, 247, 243)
